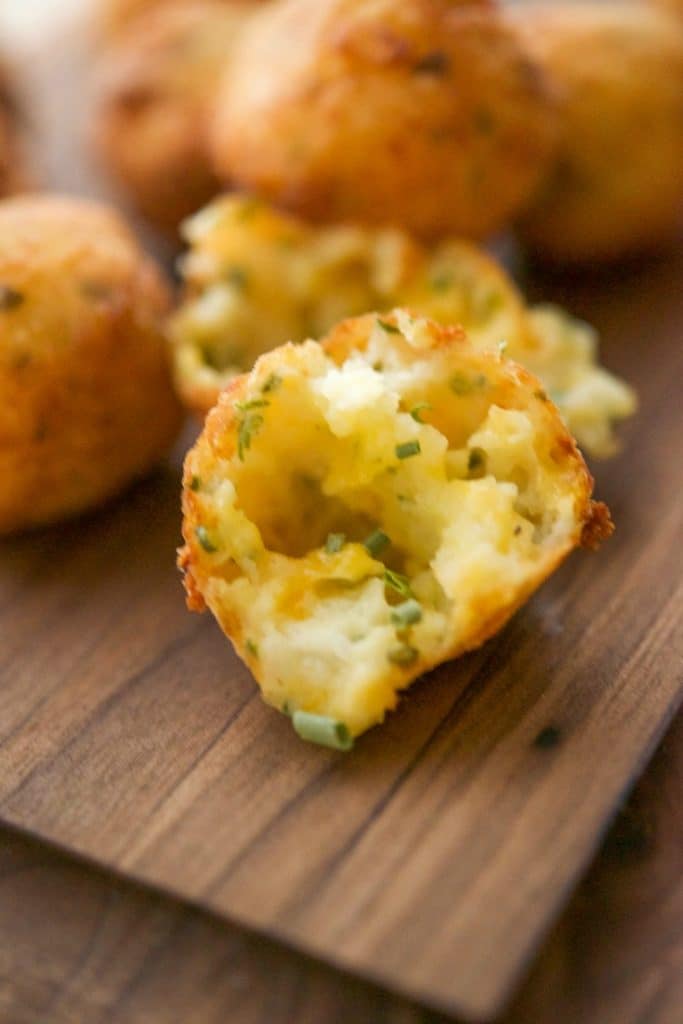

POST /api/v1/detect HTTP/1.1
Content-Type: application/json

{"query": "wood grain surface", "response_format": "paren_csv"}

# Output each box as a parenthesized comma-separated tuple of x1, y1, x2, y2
(1, 6, 682, 1023)
(0, 711, 681, 1024)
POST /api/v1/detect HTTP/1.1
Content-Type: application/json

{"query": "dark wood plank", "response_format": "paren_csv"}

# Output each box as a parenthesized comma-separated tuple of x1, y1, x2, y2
(0, 712, 680, 1024)
(0, 7, 682, 1022)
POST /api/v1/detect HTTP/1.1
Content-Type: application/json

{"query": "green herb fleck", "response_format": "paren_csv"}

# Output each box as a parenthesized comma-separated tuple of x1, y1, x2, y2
(396, 440, 421, 460)
(195, 525, 218, 553)
(377, 318, 400, 334)
(450, 372, 487, 395)
(535, 389, 549, 402)
(0, 285, 24, 311)
(474, 108, 496, 135)
(384, 569, 413, 598)
(262, 373, 282, 393)
(292, 711, 354, 751)
(189, 475, 201, 492)
(235, 399, 269, 460)
(364, 529, 390, 557)
(410, 402, 431, 423)
(391, 599, 423, 628)
(430, 270, 453, 292)
(325, 532, 346, 554)
(468, 448, 486, 474)
(387, 644, 418, 666)
(225, 266, 248, 290)
(246, 639, 259, 657)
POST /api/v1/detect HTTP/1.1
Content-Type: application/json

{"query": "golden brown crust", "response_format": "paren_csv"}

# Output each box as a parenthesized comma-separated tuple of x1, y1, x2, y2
(512, 1, 683, 263)
(94, 1, 254, 233)
(99, 0, 265, 38)
(210, 0, 559, 240)
(581, 500, 614, 551)
(0, 195, 182, 533)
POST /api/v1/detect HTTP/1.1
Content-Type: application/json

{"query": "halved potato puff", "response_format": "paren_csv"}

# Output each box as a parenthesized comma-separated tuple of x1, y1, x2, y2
(179, 311, 611, 744)
(170, 196, 636, 456)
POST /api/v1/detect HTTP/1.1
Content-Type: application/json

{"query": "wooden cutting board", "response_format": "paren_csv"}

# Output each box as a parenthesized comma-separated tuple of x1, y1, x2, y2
(1, 8, 682, 1022)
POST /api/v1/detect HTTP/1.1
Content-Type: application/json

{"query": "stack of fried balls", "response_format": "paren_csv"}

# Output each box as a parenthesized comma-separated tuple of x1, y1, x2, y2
(0, 0, 680, 744)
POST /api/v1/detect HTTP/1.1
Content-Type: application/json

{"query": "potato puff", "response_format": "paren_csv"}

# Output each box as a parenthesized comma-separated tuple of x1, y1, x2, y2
(170, 195, 636, 457)
(209, 0, 560, 241)
(179, 311, 611, 745)
(512, 2, 683, 263)
(94, 0, 255, 234)
(0, 195, 182, 534)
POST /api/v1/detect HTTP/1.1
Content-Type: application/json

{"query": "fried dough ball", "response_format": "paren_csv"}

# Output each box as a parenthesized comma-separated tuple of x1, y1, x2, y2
(513, 2, 683, 263)
(209, 0, 559, 241)
(94, 1, 255, 233)
(179, 311, 611, 744)
(0, 195, 182, 534)
(170, 196, 636, 456)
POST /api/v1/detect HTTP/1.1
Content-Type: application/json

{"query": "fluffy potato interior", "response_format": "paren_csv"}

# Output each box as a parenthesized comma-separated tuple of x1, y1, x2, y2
(171, 196, 635, 456)
(180, 313, 608, 739)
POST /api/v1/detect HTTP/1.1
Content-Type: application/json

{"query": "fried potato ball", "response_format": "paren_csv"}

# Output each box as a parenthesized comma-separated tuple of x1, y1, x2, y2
(512, 2, 683, 263)
(94, 0, 255, 233)
(0, 195, 182, 534)
(179, 311, 611, 744)
(209, 0, 559, 241)
(170, 196, 636, 456)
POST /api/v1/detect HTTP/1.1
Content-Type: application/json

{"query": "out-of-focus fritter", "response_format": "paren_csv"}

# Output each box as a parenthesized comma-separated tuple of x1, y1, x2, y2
(512, 2, 683, 263)
(209, 0, 559, 241)
(179, 311, 612, 745)
(94, 0, 255, 233)
(0, 195, 182, 534)
(170, 196, 636, 456)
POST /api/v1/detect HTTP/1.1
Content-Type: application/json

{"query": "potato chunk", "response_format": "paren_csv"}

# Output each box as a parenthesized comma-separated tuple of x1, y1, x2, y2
(179, 312, 611, 743)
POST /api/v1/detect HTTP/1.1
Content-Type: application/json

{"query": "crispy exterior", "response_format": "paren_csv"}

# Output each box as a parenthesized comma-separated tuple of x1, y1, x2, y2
(513, 2, 683, 263)
(171, 195, 636, 456)
(210, 0, 559, 240)
(94, 1, 255, 233)
(0, 195, 182, 534)
(179, 311, 611, 740)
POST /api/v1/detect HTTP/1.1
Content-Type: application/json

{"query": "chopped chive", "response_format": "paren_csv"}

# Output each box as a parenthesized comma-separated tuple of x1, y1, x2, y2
(450, 373, 487, 395)
(292, 711, 354, 751)
(225, 266, 248, 290)
(534, 389, 549, 402)
(0, 285, 24, 310)
(189, 474, 201, 491)
(468, 448, 486, 473)
(409, 402, 431, 423)
(430, 270, 453, 292)
(384, 568, 413, 598)
(396, 440, 421, 460)
(325, 532, 346, 554)
(236, 398, 270, 411)
(262, 373, 282, 393)
(195, 525, 218, 553)
(236, 399, 269, 460)
(364, 529, 390, 557)
(391, 599, 423, 627)
(387, 644, 418, 666)
(377, 318, 400, 334)
(246, 639, 259, 657)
